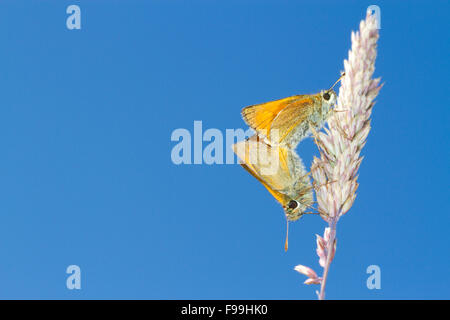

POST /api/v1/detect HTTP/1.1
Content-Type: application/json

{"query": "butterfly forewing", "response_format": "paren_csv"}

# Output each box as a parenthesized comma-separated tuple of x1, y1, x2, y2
(233, 136, 291, 191)
(232, 136, 312, 211)
(241, 95, 307, 140)
(269, 95, 321, 146)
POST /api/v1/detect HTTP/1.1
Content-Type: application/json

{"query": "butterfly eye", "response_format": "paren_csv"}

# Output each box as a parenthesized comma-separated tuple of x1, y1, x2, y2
(323, 92, 331, 101)
(288, 200, 298, 209)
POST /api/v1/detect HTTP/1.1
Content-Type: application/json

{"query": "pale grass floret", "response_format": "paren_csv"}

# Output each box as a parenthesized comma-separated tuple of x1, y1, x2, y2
(295, 11, 382, 299)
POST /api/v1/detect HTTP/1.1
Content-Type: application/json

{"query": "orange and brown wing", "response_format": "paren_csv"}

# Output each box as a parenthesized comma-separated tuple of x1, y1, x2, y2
(241, 95, 306, 139)
(269, 95, 319, 144)
(232, 137, 294, 206)
(239, 163, 289, 207)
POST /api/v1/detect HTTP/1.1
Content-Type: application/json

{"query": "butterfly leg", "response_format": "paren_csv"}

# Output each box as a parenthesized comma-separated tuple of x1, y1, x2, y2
(312, 179, 338, 190)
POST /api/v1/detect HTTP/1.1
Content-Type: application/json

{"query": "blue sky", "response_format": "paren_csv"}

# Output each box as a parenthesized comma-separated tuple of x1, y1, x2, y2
(0, 0, 448, 299)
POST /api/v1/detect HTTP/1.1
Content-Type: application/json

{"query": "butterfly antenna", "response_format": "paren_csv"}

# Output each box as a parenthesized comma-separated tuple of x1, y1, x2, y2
(284, 219, 289, 252)
(328, 72, 346, 91)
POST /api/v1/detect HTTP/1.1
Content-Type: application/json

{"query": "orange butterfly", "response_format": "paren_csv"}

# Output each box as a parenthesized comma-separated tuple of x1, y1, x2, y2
(232, 135, 314, 250)
(241, 74, 344, 148)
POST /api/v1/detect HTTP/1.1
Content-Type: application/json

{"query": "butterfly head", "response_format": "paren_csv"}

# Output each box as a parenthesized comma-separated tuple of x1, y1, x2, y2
(320, 89, 337, 113)
(283, 199, 306, 221)
(283, 196, 314, 251)
(320, 72, 345, 113)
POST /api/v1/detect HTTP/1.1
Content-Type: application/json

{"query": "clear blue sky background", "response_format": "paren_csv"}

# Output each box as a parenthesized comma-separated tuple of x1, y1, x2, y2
(0, 0, 448, 299)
